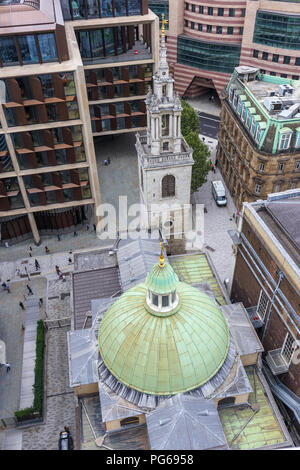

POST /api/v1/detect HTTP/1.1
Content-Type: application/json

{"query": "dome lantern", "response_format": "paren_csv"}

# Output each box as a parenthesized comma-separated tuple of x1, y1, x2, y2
(145, 243, 179, 315)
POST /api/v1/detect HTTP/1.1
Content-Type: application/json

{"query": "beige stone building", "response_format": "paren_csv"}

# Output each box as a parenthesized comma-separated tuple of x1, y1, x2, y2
(0, 0, 159, 244)
(217, 66, 300, 209)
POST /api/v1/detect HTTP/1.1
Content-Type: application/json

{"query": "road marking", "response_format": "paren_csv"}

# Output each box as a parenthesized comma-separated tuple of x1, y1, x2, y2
(199, 115, 220, 122)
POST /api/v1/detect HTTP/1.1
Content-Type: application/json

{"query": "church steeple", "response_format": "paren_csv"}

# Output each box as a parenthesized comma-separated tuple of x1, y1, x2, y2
(145, 15, 183, 155)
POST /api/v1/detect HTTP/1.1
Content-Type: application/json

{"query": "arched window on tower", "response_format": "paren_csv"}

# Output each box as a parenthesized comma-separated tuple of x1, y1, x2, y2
(162, 175, 175, 198)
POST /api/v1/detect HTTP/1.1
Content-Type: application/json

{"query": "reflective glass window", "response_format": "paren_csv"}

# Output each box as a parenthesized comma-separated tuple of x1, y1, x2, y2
(100, 0, 113, 17)
(18, 35, 39, 64)
(38, 34, 58, 62)
(0, 37, 18, 66)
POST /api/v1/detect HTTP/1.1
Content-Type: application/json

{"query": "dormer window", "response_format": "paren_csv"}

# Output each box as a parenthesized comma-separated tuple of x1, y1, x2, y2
(278, 128, 292, 151)
(147, 289, 179, 314)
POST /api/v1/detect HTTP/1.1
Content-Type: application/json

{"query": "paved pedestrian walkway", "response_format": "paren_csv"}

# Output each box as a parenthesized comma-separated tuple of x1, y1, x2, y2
(2, 429, 22, 450)
(186, 90, 221, 117)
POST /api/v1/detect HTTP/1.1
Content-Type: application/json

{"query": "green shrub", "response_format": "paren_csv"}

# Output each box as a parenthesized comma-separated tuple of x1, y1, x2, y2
(14, 320, 45, 420)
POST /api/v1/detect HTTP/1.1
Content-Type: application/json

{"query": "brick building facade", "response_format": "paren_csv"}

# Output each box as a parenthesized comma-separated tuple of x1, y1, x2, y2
(231, 190, 300, 405)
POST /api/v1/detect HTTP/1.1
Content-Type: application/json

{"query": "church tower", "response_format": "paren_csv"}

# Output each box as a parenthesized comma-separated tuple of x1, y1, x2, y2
(135, 16, 194, 249)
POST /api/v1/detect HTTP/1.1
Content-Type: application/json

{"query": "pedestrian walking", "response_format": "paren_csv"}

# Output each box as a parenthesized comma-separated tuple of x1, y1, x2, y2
(4, 241, 9, 248)
(5, 363, 10, 373)
(93, 224, 96, 232)
(215, 159, 218, 168)
(26, 284, 33, 296)
(16, 268, 20, 277)
(57, 234, 61, 242)
(73, 231, 77, 237)
(86, 223, 89, 231)
(104, 159, 108, 166)
(39, 298, 43, 307)
(232, 212, 236, 220)
(211, 163, 215, 173)
(45, 246, 50, 254)
(107, 156, 111, 165)
(19, 301, 25, 310)
(22, 324, 25, 331)
(29, 252, 32, 258)
(35, 259, 40, 271)
(202, 137, 205, 143)
(68, 258, 72, 264)
(29, 246, 32, 253)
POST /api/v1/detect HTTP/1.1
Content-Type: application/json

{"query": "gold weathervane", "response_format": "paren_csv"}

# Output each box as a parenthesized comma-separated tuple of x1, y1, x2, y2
(159, 242, 165, 268)
(161, 14, 168, 38)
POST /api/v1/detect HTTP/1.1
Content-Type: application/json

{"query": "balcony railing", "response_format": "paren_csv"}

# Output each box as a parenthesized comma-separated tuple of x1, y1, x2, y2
(265, 348, 289, 376)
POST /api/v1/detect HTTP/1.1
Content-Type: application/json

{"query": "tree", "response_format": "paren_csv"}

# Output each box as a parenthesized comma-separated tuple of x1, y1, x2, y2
(185, 131, 211, 193)
(180, 99, 199, 137)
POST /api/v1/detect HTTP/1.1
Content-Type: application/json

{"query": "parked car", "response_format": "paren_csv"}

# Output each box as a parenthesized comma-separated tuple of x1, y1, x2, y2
(58, 427, 74, 450)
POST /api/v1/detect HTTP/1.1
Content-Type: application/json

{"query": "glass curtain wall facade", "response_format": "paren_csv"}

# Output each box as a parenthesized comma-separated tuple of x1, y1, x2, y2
(61, 0, 142, 20)
(0, 33, 58, 67)
(177, 36, 241, 74)
(253, 11, 300, 50)
(149, 1, 169, 29)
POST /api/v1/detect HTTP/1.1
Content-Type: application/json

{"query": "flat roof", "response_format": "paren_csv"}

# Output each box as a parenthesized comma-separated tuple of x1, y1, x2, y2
(254, 194, 300, 269)
(0, 1, 58, 34)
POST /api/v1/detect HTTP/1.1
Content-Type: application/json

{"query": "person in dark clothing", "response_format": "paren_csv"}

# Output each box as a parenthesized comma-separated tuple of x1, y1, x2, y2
(26, 285, 33, 295)
(19, 302, 25, 310)
(215, 159, 218, 167)
(35, 259, 40, 271)
(58, 426, 74, 450)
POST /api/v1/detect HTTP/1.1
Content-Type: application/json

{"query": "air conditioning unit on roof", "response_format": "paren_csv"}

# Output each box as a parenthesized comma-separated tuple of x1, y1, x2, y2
(278, 84, 294, 97)
(263, 97, 282, 112)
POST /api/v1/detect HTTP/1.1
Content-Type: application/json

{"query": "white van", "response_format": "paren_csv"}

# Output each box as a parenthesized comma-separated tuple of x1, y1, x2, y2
(211, 180, 227, 206)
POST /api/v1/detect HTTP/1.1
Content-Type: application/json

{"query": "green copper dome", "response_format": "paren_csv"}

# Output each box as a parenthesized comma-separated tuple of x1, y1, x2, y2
(98, 279, 230, 396)
(145, 261, 179, 294)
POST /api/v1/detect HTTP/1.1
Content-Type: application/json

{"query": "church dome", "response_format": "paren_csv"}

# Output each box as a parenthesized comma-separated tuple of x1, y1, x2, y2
(98, 261, 230, 396)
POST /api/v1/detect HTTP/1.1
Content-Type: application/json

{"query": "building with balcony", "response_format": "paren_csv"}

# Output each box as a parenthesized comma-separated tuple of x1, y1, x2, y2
(164, 0, 300, 98)
(0, 0, 159, 244)
(230, 189, 300, 430)
(217, 66, 300, 209)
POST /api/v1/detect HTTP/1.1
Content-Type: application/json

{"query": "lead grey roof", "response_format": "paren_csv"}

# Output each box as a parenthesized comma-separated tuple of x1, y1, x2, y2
(146, 394, 228, 450)
(117, 238, 167, 291)
(221, 303, 264, 357)
(99, 382, 143, 423)
(67, 329, 99, 388)
(265, 196, 300, 251)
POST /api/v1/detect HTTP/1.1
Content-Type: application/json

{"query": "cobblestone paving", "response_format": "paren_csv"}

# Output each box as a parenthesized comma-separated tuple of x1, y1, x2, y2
(22, 393, 77, 451)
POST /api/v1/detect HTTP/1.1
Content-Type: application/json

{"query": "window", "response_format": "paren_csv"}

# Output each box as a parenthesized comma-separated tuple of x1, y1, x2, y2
(38, 34, 58, 62)
(255, 184, 261, 194)
(270, 71, 276, 76)
(218, 8, 224, 16)
(185, 20, 188, 27)
(229, 8, 235, 17)
(272, 54, 279, 63)
(162, 295, 169, 307)
(283, 56, 291, 65)
(295, 58, 300, 66)
(185, 2, 189, 10)
(0, 37, 19, 66)
(207, 25, 212, 33)
(217, 26, 222, 35)
(256, 289, 269, 321)
(227, 27, 233, 35)
(290, 181, 296, 189)
(198, 24, 203, 31)
(253, 50, 259, 58)
(191, 22, 195, 29)
(279, 131, 292, 150)
(246, 110, 252, 128)
(239, 27, 244, 35)
(199, 5, 204, 14)
(279, 162, 285, 173)
(259, 162, 265, 172)
(281, 73, 287, 78)
(162, 174, 175, 197)
(281, 333, 297, 366)
(18, 35, 39, 64)
(208, 7, 213, 15)
(171, 291, 176, 303)
(273, 183, 281, 193)
(262, 51, 268, 61)
(152, 293, 159, 306)
(292, 75, 299, 80)
(250, 119, 256, 136)
(241, 8, 246, 17)
(255, 124, 265, 144)
(192, 4, 196, 12)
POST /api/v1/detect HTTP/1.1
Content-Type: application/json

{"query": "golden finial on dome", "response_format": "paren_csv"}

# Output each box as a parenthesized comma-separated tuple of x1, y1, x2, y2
(159, 242, 165, 267)
(161, 14, 168, 38)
